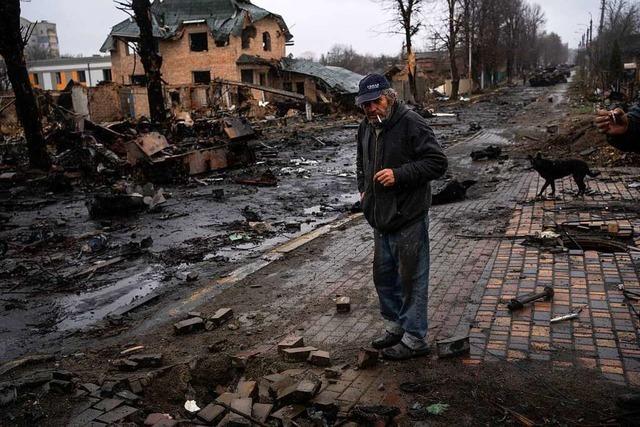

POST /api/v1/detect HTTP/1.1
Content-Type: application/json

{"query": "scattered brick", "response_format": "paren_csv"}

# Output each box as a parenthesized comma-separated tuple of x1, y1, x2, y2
(197, 403, 225, 424)
(173, 317, 205, 334)
(282, 346, 317, 362)
(357, 348, 379, 369)
(336, 296, 351, 313)
(296, 379, 321, 398)
(95, 405, 138, 424)
(211, 308, 234, 327)
(277, 336, 304, 354)
(144, 413, 173, 426)
(127, 353, 163, 368)
(93, 397, 124, 412)
(228, 397, 253, 426)
(197, 392, 238, 424)
(252, 403, 273, 423)
(308, 350, 331, 366)
(236, 380, 257, 399)
(128, 379, 143, 395)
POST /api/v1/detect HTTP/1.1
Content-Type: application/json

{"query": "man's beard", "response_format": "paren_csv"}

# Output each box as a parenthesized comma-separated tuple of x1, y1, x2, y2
(367, 104, 393, 128)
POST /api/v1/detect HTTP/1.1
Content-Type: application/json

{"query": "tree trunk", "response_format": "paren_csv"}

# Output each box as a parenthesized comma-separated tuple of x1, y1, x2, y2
(448, 0, 459, 99)
(0, 0, 50, 170)
(131, 0, 166, 124)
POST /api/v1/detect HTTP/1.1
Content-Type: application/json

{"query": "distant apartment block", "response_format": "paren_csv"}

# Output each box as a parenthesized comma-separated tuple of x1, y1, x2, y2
(20, 17, 60, 57)
(27, 56, 113, 90)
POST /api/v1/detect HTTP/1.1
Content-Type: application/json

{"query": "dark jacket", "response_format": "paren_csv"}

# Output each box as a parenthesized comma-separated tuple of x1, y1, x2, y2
(356, 103, 448, 232)
(607, 103, 640, 153)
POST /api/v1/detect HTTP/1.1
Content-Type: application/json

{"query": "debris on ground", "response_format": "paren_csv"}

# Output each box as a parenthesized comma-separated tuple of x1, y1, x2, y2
(470, 145, 504, 161)
(432, 179, 477, 205)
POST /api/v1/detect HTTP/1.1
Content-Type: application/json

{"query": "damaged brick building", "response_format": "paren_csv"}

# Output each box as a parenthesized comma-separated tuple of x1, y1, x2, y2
(99, 0, 362, 116)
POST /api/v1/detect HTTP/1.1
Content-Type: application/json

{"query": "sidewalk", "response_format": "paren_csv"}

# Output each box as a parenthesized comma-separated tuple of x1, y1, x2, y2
(244, 167, 639, 397)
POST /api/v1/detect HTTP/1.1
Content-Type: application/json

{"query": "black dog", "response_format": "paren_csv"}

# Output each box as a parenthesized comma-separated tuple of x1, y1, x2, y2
(528, 153, 600, 197)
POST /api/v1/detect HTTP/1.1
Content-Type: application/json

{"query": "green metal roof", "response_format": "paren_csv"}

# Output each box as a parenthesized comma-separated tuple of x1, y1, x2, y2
(100, 0, 292, 52)
(280, 58, 363, 94)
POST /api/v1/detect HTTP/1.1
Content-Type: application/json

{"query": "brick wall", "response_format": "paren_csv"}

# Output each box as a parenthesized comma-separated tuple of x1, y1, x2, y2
(110, 17, 286, 86)
(89, 83, 124, 122)
(130, 87, 150, 119)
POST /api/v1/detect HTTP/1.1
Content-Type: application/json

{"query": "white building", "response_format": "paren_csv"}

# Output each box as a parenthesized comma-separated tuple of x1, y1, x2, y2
(27, 56, 113, 90)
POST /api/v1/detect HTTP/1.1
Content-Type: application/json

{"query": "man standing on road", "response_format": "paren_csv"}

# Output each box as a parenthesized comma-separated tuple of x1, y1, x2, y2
(594, 105, 640, 152)
(355, 74, 447, 360)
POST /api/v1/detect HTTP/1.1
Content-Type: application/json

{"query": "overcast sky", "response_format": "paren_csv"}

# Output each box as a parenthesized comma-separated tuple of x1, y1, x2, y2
(21, 0, 603, 58)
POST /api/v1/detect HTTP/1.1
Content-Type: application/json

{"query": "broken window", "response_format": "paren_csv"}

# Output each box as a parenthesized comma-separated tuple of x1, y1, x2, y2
(189, 32, 208, 52)
(241, 26, 256, 49)
(259, 73, 266, 86)
(131, 75, 147, 85)
(296, 82, 305, 95)
(169, 90, 181, 104)
(103, 69, 112, 82)
(214, 36, 228, 47)
(55, 72, 62, 85)
(124, 41, 132, 56)
(283, 81, 292, 92)
(193, 71, 211, 84)
(77, 70, 87, 83)
(241, 69, 253, 84)
(262, 32, 271, 51)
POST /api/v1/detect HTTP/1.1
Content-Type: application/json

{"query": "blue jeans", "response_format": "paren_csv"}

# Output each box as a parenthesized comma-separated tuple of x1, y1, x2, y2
(373, 215, 430, 349)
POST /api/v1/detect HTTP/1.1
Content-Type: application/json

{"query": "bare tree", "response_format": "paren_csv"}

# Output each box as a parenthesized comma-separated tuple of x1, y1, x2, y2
(320, 44, 399, 75)
(378, 0, 424, 103)
(430, 0, 464, 98)
(115, 0, 167, 124)
(24, 44, 57, 61)
(0, 0, 50, 169)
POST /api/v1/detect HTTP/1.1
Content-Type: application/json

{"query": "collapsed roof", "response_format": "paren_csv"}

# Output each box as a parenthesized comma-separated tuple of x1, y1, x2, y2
(279, 58, 363, 95)
(100, 0, 293, 52)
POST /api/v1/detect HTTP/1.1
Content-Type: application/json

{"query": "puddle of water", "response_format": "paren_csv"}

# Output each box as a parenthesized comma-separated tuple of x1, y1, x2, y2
(57, 265, 165, 331)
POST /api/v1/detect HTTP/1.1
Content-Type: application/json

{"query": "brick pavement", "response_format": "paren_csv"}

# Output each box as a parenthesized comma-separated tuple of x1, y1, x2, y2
(231, 166, 640, 412)
(470, 171, 640, 387)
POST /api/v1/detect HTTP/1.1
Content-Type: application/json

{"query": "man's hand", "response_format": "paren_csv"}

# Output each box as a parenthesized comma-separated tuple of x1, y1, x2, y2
(374, 169, 396, 187)
(594, 108, 629, 136)
(360, 192, 365, 202)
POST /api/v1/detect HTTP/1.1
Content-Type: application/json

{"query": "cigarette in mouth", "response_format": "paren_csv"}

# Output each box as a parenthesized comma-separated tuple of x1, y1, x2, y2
(376, 115, 382, 123)
(610, 111, 617, 124)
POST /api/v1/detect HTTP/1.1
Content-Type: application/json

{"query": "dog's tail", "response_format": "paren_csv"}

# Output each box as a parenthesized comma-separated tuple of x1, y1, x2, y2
(587, 169, 601, 178)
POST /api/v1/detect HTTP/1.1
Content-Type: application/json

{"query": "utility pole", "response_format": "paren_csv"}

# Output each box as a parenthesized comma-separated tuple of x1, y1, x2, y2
(468, 40, 472, 97)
